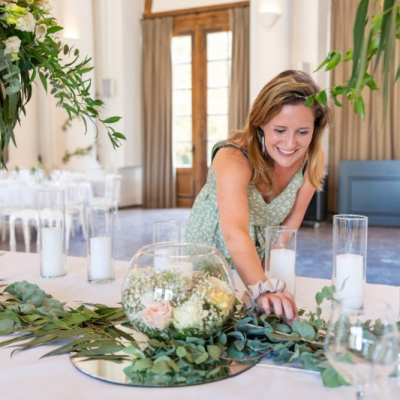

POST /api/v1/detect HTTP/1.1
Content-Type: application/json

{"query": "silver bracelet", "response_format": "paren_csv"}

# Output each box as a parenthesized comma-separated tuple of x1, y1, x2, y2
(241, 279, 286, 313)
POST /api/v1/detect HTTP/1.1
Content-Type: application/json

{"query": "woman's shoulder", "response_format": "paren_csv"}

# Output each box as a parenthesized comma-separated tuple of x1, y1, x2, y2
(212, 140, 249, 161)
(212, 144, 252, 185)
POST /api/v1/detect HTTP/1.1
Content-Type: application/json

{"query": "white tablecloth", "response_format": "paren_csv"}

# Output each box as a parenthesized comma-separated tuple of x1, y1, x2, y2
(0, 252, 399, 400)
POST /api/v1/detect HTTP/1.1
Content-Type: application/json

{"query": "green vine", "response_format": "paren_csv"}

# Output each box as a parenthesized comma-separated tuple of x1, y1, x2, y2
(62, 144, 94, 164)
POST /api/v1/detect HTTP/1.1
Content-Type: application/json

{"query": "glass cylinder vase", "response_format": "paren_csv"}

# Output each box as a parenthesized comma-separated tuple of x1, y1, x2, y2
(37, 189, 67, 278)
(87, 204, 115, 284)
(332, 214, 368, 313)
(152, 220, 180, 243)
(265, 226, 297, 296)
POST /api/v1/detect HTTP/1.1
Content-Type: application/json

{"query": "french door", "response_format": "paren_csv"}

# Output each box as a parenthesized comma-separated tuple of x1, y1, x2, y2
(172, 10, 231, 207)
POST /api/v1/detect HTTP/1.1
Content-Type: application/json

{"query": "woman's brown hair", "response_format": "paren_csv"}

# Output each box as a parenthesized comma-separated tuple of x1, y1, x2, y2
(230, 70, 333, 193)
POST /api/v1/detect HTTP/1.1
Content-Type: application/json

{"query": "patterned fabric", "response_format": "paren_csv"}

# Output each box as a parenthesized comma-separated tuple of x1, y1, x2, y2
(185, 141, 304, 263)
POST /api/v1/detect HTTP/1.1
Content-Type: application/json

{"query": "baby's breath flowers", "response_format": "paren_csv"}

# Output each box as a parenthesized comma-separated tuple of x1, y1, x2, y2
(122, 266, 235, 340)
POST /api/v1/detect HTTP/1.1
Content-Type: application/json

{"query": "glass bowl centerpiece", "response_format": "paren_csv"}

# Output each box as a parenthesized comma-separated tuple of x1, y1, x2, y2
(122, 243, 235, 340)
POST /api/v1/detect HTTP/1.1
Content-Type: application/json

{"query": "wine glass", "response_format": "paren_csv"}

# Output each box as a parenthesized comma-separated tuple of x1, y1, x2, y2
(324, 297, 399, 399)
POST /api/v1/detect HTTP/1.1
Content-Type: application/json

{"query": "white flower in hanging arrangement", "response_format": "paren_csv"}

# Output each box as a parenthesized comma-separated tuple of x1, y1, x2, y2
(35, 23, 47, 41)
(3, 36, 21, 55)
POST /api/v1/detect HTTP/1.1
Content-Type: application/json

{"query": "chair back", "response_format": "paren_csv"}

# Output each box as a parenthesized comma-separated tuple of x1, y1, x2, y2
(62, 182, 89, 206)
(104, 174, 122, 205)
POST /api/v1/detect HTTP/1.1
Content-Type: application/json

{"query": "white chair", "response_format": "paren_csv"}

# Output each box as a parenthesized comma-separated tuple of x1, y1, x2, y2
(62, 182, 89, 239)
(91, 174, 122, 228)
(0, 182, 26, 242)
(9, 209, 38, 252)
(9, 209, 72, 253)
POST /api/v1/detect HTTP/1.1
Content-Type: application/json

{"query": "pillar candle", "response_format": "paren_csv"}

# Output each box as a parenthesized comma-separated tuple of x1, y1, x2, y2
(89, 236, 113, 281)
(335, 253, 364, 309)
(168, 260, 193, 281)
(41, 227, 65, 277)
(269, 248, 296, 295)
(154, 248, 178, 272)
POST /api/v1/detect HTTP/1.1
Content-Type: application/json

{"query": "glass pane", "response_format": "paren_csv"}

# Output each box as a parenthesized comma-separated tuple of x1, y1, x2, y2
(172, 36, 192, 64)
(207, 88, 228, 114)
(207, 32, 231, 61)
(173, 116, 192, 141)
(175, 142, 192, 167)
(207, 115, 228, 141)
(173, 64, 191, 90)
(208, 60, 229, 88)
(173, 90, 192, 116)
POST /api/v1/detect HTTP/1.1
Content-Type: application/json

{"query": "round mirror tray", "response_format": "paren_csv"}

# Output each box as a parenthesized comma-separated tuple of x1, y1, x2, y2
(70, 353, 254, 388)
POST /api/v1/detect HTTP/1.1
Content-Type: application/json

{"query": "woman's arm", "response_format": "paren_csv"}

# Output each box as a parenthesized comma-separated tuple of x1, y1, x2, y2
(213, 148, 297, 321)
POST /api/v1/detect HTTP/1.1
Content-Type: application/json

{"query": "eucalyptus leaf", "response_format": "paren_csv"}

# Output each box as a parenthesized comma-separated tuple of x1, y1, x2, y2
(321, 366, 350, 388)
(0, 318, 14, 334)
(291, 320, 316, 341)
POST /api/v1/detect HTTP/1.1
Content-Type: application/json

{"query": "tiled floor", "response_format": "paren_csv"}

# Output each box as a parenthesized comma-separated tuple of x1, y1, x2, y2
(2, 207, 400, 286)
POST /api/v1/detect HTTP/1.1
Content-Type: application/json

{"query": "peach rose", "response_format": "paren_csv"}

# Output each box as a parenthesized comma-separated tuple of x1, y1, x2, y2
(140, 301, 173, 330)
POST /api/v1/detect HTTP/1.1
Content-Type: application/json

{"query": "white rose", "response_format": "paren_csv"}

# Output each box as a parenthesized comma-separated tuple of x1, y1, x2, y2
(26, 0, 34, 4)
(35, 24, 47, 41)
(16, 12, 35, 32)
(4, 36, 21, 55)
(173, 301, 207, 330)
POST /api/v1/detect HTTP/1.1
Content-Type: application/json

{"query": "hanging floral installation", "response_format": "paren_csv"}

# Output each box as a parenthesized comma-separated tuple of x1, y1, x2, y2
(0, 0, 125, 167)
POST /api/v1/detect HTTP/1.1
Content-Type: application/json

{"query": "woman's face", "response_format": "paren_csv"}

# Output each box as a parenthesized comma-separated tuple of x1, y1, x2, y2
(260, 104, 314, 169)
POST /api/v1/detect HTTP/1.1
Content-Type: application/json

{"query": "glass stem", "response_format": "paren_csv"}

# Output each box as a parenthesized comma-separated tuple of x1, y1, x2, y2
(356, 383, 367, 399)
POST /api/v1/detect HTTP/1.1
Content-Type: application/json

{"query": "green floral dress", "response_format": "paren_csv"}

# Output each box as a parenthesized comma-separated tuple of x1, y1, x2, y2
(185, 141, 304, 262)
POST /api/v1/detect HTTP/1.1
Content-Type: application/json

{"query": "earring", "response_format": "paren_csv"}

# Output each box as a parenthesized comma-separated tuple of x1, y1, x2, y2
(259, 128, 266, 154)
(261, 134, 265, 154)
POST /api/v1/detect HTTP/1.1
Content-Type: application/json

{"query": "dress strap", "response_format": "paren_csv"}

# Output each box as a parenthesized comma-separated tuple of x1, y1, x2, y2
(211, 140, 249, 161)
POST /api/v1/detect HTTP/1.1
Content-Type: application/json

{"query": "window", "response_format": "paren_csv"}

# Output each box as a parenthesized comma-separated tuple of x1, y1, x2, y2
(172, 36, 193, 167)
(206, 31, 231, 165)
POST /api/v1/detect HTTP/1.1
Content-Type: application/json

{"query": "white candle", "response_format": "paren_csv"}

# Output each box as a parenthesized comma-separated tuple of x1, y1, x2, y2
(89, 237, 113, 281)
(335, 254, 364, 309)
(154, 248, 178, 272)
(167, 261, 193, 281)
(269, 249, 296, 295)
(41, 227, 65, 277)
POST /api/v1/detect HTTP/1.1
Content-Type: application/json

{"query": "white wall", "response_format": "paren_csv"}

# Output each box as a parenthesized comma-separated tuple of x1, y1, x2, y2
(92, 0, 143, 206)
(250, 0, 291, 103)
(8, 90, 39, 169)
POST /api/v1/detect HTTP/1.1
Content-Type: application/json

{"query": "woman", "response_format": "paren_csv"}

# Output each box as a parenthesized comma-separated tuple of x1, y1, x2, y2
(185, 70, 333, 321)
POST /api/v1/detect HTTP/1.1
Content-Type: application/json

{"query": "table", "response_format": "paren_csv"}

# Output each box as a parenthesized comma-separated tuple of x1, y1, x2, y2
(1, 251, 399, 400)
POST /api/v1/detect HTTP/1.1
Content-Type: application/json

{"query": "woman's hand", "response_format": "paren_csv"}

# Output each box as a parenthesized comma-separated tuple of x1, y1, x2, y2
(256, 291, 298, 323)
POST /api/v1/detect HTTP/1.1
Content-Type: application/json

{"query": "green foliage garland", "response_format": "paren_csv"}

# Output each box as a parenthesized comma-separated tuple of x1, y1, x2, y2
(0, 280, 357, 388)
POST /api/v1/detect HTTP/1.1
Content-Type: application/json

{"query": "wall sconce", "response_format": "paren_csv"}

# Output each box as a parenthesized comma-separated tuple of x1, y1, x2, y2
(260, 11, 281, 30)
(63, 27, 80, 41)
